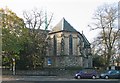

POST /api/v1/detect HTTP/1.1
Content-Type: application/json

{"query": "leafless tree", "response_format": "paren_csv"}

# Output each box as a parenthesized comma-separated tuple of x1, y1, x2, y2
(90, 3, 120, 67)
(22, 8, 53, 69)
(23, 8, 53, 35)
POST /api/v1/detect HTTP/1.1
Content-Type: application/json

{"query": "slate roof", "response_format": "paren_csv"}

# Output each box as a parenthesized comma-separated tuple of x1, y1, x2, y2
(50, 18, 90, 47)
(52, 18, 78, 32)
(77, 33, 90, 48)
(81, 34, 91, 48)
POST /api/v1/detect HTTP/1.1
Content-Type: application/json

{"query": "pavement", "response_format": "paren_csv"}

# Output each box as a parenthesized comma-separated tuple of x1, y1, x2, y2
(2, 75, 74, 81)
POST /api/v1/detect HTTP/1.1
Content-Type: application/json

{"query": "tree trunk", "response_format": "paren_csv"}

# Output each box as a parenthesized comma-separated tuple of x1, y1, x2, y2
(106, 48, 112, 67)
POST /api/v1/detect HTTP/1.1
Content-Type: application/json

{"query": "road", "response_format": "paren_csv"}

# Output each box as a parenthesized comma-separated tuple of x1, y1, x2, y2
(2, 79, 120, 83)
(2, 76, 120, 83)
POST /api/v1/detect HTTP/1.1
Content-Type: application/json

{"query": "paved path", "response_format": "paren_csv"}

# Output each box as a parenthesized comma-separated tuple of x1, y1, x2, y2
(2, 75, 74, 81)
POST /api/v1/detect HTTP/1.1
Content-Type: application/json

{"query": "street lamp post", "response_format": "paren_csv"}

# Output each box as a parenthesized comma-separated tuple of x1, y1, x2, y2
(12, 58, 15, 75)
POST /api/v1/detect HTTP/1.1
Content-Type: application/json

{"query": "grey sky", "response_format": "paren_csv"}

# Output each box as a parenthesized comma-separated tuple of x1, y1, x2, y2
(0, 0, 119, 42)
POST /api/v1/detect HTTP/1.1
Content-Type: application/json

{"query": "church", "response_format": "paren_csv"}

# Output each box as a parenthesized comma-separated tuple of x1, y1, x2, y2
(44, 18, 92, 68)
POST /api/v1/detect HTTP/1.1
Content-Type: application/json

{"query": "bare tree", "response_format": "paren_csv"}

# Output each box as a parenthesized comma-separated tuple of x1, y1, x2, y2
(23, 8, 53, 34)
(22, 8, 53, 69)
(90, 4, 120, 67)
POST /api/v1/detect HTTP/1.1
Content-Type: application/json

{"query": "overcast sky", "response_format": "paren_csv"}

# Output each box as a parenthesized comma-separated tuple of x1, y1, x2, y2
(0, 0, 119, 42)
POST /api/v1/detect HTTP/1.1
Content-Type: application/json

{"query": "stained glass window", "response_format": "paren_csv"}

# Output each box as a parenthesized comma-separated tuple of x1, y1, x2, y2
(61, 38, 64, 55)
(69, 34, 73, 55)
(53, 35, 57, 56)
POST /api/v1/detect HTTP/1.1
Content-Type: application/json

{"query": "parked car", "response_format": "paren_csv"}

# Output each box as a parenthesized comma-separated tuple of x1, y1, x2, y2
(74, 68, 98, 79)
(100, 70, 120, 79)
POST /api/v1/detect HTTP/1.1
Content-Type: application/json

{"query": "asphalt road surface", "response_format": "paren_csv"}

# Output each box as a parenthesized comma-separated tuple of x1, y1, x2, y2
(2, 76, 120, 83)
(2, 80, 120, 83)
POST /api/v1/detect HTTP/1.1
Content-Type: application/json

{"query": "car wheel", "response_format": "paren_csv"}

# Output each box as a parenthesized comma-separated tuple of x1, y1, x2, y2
(105, 75, 109, 79)
(92, 75, 96, 79)
(77, 75, 81, 79)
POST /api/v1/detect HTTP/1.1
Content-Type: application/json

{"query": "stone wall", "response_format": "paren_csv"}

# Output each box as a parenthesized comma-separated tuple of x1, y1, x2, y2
(2, 68, 81, 76)
(44, 56, 83, 68)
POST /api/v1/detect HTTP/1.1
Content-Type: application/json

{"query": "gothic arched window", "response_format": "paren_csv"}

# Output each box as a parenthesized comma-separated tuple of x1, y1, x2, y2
(69, 34, 73, 55)
(61, 38, 64, 55)
(53, 35, 57, 56)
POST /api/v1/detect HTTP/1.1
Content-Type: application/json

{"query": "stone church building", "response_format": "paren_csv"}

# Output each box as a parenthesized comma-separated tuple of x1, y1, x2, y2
(44, 18, 92, 68)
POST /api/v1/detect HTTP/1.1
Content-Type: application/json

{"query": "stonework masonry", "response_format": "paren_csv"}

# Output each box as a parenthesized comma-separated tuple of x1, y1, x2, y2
(44, 18, 93, 68)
